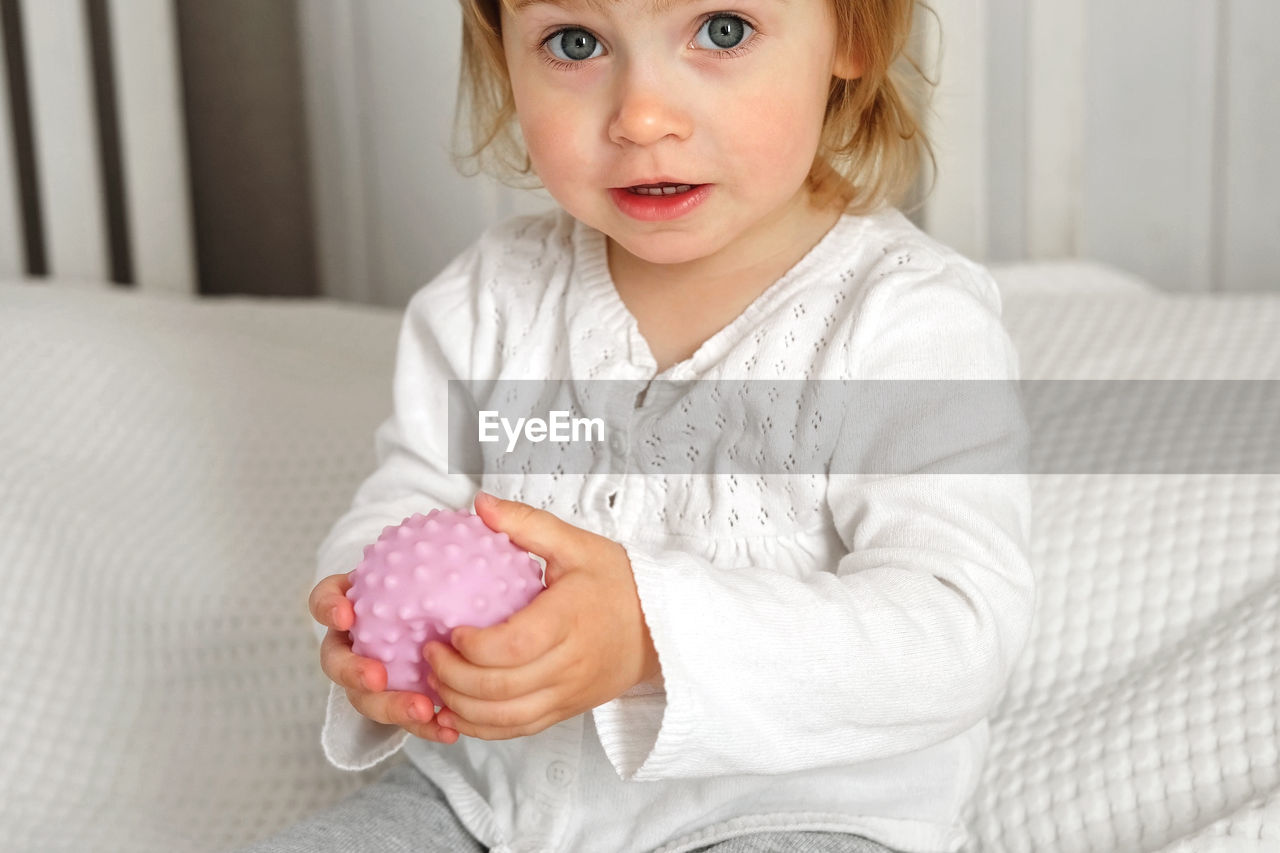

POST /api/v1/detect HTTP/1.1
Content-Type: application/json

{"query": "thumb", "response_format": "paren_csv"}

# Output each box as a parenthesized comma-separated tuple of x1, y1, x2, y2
(472, 491, 573, 565)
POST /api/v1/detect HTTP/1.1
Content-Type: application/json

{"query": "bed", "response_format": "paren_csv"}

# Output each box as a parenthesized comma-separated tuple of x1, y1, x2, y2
(1, 264, 1277, 853)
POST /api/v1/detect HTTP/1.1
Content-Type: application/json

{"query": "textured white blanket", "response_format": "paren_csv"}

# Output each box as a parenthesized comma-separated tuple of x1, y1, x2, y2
(0, 267, 1276, 852)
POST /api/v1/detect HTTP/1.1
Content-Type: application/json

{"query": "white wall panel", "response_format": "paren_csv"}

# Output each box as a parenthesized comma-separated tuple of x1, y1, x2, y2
(1220, 0, 1280, 293)
(923, 0, 989, 262)
(1081, 0, 1218, 292)
(302, 0, 553, 307)
(983, 0, 1028, 263)
(1025, 0, 1085, 260)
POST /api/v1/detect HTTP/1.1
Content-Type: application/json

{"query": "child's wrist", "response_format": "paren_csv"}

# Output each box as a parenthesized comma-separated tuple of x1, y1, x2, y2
(639, 623, 663, 687)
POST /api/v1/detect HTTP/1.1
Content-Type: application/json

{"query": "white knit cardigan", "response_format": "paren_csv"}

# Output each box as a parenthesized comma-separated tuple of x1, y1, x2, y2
(313, 206, 1033, 853)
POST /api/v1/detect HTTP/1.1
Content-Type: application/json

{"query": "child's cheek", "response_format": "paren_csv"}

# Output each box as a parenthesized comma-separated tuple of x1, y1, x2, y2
(723, 74, 827, 177)
(516, 98, 589, 184)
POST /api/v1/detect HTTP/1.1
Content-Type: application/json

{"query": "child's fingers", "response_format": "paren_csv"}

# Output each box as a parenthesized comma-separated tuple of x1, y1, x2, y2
(320, 627, 384, 693)
(308, 571, 355, 629)
(404, 711, 460, 745)
(345, 686, 459, 744)
(347, 687, 430, 727)
(312, 571, 457, 743)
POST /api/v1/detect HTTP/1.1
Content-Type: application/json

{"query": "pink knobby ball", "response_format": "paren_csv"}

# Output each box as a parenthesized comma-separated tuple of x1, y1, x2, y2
(346, 508, 545, 706)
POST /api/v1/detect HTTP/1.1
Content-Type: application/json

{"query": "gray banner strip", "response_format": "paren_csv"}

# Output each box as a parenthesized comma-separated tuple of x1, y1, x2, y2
(446, 380, 1280, 476)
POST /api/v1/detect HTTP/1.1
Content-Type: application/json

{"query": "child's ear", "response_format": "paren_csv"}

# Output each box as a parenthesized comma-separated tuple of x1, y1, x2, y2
(832, 49, 865, 81)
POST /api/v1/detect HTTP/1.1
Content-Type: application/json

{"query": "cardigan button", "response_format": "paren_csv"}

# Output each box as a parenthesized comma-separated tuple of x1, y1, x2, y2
(545, 760, 573, 787)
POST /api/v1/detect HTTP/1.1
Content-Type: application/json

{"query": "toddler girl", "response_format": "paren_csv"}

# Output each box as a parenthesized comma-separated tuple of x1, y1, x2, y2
(240, 0, 1033, 850)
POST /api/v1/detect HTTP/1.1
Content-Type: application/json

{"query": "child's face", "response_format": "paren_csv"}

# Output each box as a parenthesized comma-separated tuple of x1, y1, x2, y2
(499, 0, 858, 266)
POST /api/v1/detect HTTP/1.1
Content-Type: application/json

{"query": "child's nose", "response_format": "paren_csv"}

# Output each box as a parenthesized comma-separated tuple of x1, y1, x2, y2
(608, 82, 693, 147)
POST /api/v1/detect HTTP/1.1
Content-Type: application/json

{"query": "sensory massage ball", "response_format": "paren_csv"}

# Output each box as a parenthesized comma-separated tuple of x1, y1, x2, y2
(346, 508, 545, 706)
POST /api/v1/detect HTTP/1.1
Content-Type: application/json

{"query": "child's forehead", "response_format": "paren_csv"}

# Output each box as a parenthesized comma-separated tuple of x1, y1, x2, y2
(508, 0, 778, 14)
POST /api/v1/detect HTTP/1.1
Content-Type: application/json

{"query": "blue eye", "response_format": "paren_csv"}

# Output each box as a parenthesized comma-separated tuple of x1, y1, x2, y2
(546, 28, 603, 63)
(695, 14, 754, 51)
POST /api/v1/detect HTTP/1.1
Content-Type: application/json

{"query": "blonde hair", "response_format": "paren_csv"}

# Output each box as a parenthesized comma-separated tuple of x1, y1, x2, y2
(453, 0, 937, 216)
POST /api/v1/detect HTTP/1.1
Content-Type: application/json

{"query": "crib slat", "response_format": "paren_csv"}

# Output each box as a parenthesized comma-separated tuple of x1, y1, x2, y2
(0, 7, 24, 280)
(108, 0, 196, 295)
(23, 0, 110, 285)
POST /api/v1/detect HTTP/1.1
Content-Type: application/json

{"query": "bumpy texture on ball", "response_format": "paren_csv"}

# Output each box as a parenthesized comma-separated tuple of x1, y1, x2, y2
(346, 508, 545, 706)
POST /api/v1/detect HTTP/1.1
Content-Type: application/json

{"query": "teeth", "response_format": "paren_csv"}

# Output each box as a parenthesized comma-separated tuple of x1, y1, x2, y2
(629, 184, 694, 196)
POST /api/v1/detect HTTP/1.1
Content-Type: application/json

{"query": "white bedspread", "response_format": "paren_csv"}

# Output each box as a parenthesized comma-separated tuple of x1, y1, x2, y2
(1, 266, 1276, 852)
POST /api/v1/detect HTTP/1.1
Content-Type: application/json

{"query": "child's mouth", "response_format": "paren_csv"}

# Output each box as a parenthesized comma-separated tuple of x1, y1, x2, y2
(627, 183, 697, 196)
(610, 183, 712, 221)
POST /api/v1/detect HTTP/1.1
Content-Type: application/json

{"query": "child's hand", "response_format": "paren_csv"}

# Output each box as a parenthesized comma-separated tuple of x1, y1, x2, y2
(423, 492, 662, 741)
(308, 571, 460, 745)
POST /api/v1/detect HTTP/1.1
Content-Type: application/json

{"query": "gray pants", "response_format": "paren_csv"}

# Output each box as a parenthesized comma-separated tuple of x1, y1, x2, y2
(234, 761, 900, 853)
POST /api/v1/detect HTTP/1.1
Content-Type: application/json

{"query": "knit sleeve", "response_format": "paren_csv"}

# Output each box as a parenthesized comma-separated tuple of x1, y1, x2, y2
(591, 259, 1035, 781)
(314, 239, 492, 772)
